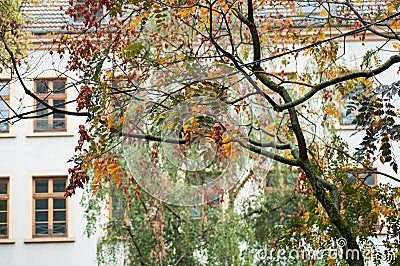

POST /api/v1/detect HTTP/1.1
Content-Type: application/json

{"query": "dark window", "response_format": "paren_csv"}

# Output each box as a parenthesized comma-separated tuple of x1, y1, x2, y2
(0, 178, 9, 238)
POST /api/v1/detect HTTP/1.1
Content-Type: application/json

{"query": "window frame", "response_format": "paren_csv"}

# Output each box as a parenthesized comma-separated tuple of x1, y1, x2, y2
(0, 80, 10, 133)
(189, 178, 223, 220)
(346, 169, 377, 187)
(73, 0, 105, 23)
(339, 98, 358, 126)
(34, 79, 67, 132)
(32, 176, 68, 238)
(294, 1, 337, 19)
(0, 177, 9, 239)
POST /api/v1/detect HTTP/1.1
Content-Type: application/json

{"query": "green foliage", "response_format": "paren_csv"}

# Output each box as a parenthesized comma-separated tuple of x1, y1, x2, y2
(61, 1, 400, 266)
(346, 80, 400, 173)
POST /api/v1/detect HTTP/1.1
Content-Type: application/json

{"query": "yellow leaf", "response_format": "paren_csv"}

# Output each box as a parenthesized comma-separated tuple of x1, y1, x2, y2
(107, 163, 118, 169)
(204, 131, 213, 138)
(303, 211, 310, 222)
(189, 117, 199, 129)
(326, 103, 336, 115)
(94, 172, 102, 182)
(107, 114, 113, 130)
(189, 117, 198, 125)
(318, 30, 325, 40)
(393, 41, 400, 51)
(156, 54, 173, 65)
(284, 150, 294, 159)
(224, 142, 232, 156)
(127, 11, 149, 30)
(110, 168, 119, 175)
(222, 135, 231, 144)
(320, 9, 328, 16)
(176, 8, 191, 18)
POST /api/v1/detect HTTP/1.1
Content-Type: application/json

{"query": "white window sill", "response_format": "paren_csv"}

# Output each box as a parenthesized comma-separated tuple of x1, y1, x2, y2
(0, 239, 15, 244)
(26, 132, 74, 138)
(24, 237, 75, 243)
(0, 133, 16, 138)
(333, 124, 356, 130)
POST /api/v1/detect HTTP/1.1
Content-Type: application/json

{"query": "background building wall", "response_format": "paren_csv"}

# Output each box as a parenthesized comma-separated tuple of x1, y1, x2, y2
(0, 47, 98, 266)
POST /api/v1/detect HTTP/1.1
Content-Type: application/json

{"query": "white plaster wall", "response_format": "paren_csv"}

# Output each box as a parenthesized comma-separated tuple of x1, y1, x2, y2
(0, 47, 98, 266)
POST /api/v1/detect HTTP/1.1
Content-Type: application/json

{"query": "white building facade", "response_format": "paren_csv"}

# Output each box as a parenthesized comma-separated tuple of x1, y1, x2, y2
(0, 1, 98, 265)
(0, 1, 399, 266)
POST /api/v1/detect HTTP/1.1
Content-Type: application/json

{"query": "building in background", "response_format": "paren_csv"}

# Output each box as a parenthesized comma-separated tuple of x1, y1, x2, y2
(0, 1, 98, 266)
(0, 1, 399, 266)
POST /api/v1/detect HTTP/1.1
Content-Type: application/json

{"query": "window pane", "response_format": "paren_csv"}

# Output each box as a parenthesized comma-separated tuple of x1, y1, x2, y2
(341, 113, 356, 125)
(53, 179, 66, 192)
(36, 81, 49, 94)
(53, 81, 65, 94)
(0, 82, 8, 96)
(111, 199, 120, 217)
(0, 110, 8, 119)
(35, 180, 48, 193)
(54, 211, 66, 222)
(53, 100, 65, 118)
(340, 100, 357, 125)
(0, 101, 8, 110)
(112, 80, 119, 89)
(0, 105, 9, 132)
(0, 224, 7, 236)
(347, 173, 356, 184)
(54, 199, 66, 209)
(53, 112, 65, 119)
(53, 223, 66, 234)
(35, 211, 48, 222)
(35, 223, 48, 235)
(0, 179, 7, 194)
(95, 6, 103, 18)
(190, 207, 201, 218)
(53, 120, 66, 130)
(0, 200, 6, 211)
(53, 100, 65, 108)
(0, 212, 7, 223)
(36, 103, 48, 117)
(363, 174, 375, 186)
(0, 121, 8, 132)
(36, 120, 49, 131)
(35, 199, 48, 210)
